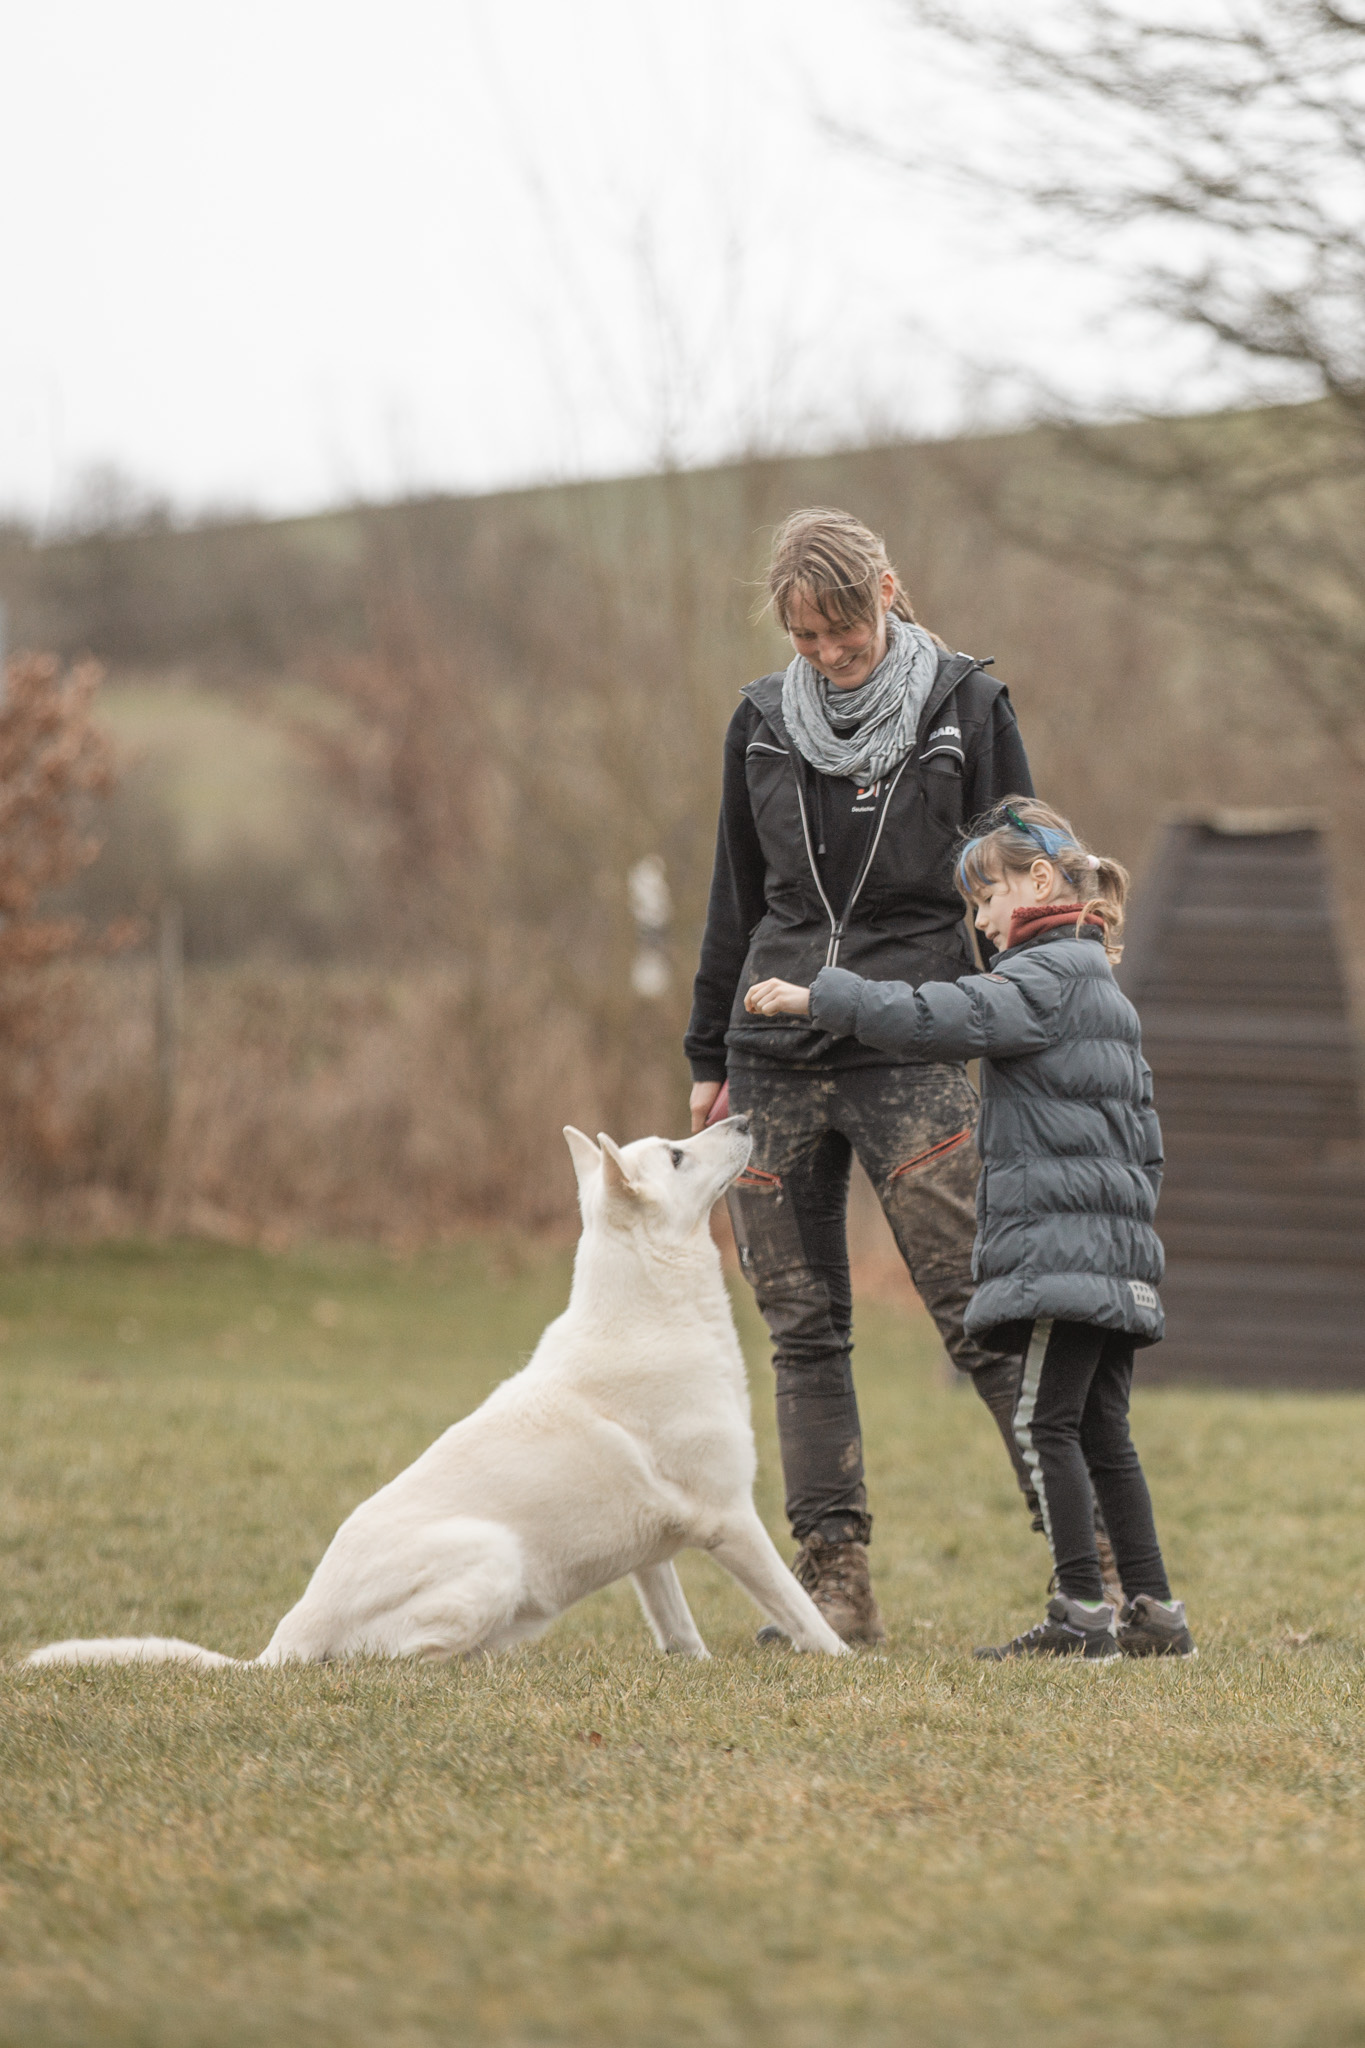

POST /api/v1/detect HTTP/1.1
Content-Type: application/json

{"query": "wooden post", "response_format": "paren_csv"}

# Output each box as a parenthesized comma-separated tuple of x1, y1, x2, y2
(628, 855, 672, 999)
(155, 898, 183, 1148)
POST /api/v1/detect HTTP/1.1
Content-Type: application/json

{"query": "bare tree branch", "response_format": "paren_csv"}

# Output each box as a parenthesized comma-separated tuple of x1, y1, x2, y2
(886, 0, 1365, 756)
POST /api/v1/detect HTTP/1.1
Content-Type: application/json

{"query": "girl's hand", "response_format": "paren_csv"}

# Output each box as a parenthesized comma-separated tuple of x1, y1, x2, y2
(745, 978, 811, 1017)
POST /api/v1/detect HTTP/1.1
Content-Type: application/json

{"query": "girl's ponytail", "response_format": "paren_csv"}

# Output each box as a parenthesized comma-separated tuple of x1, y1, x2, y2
(1076, 855, 1128, 964)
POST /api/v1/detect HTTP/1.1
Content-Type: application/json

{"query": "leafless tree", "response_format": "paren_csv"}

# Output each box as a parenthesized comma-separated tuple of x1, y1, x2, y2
(0, 652, 135, 1179)
(0, 653, 118, 968)
(893, 0, 1365, 757)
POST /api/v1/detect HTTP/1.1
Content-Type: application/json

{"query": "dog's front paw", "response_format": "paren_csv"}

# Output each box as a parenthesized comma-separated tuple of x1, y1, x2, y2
(756, 1623, 850, 1656)
(796, 1629, 853, 1656)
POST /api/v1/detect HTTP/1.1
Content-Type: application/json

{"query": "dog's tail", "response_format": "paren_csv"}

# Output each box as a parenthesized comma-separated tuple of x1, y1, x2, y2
(25, 1636, 245, 1670)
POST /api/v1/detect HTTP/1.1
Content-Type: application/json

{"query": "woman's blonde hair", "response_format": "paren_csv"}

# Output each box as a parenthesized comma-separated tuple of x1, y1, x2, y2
(766, 507, 924, 633)
(955, 797, 1129, 963)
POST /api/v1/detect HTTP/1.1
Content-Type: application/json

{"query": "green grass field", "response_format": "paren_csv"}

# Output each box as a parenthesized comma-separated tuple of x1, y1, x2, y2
(2, 1240, 1364, 2048)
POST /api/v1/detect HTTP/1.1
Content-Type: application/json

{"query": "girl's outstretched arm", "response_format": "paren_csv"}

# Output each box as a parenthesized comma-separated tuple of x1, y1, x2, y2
(810, 960, 1063, 1062)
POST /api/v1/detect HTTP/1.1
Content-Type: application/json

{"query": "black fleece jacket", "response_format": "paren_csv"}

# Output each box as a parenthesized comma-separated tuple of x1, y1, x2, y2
(685, 658, 1032, 1082)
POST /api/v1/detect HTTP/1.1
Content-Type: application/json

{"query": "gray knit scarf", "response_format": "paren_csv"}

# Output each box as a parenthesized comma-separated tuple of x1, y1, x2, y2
(780, 612, 940, 785)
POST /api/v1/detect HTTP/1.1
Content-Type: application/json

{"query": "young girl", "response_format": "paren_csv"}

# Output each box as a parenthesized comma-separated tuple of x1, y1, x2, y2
(745, 796, 1195, 1661)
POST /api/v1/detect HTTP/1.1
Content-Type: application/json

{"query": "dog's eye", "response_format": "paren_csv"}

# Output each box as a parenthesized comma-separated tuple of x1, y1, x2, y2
(669, 1147, 685, 1169)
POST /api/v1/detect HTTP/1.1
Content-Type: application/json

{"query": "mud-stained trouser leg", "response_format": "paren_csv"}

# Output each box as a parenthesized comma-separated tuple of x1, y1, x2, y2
(842, 1064, 1040, 1521)
(725, 1070, 871, 1547)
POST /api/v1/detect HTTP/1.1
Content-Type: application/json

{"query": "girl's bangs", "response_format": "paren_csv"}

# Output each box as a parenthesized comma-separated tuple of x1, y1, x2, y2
(956, 836, 1002, 896)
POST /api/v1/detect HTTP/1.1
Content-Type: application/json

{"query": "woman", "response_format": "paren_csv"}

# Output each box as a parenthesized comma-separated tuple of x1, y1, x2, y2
(685, 507, 1035, 1644)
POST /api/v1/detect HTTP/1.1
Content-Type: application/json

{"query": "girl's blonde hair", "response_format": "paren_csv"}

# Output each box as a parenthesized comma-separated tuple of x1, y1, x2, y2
(955, 797, 1129, 963)
(766, 507, 926, 633)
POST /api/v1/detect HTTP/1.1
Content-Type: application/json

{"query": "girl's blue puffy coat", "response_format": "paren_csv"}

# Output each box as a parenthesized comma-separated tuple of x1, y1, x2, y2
(810, 925, 1165, 1342)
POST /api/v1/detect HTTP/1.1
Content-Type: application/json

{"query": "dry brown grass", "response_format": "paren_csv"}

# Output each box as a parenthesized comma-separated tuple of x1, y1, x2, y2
(0, 959, 689, 1243)
(0, 960, 923, 1266)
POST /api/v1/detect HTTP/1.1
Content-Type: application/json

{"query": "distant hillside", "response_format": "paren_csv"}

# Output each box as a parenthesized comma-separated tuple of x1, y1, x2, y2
(2, 416, 1361, 985)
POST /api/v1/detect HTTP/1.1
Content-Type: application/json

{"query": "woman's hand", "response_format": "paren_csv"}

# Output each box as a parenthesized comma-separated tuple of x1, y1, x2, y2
(745, 978, 811, 1017)
(690, 1081, 722, 1133)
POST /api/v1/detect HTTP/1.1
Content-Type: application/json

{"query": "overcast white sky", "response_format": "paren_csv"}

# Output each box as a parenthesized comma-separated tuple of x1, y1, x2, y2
(2, 0, 1210, 526)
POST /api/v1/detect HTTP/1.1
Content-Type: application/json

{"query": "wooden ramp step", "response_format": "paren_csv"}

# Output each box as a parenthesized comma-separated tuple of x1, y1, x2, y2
(1119, 819, 1365, 1390)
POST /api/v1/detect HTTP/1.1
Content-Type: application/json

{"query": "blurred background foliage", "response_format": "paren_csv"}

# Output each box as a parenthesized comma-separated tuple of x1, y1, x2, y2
(1, 405, 1362, 1243)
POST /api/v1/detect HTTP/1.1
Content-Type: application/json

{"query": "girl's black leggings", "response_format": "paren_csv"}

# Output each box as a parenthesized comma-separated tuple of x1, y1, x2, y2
(1014, 1318, 1172, 1604)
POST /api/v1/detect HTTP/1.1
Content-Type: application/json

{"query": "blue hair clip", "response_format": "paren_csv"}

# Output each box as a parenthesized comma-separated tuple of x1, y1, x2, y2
(1004, 806, 1078, 863)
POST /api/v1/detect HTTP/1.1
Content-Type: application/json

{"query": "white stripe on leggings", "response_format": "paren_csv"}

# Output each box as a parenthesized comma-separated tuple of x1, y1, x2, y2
(1014, 1317, 1056, 1564)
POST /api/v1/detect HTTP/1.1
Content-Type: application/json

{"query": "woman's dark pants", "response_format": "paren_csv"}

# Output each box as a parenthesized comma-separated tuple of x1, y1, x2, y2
(725, 1064, 1032, 1547)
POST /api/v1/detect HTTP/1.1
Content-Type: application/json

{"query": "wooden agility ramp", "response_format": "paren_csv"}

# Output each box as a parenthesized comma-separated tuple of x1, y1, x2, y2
(1119, 815, 1365, 1389)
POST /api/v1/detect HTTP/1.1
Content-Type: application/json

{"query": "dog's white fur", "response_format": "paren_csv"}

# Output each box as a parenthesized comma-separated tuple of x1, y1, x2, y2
(27, 1116, 846, 1668)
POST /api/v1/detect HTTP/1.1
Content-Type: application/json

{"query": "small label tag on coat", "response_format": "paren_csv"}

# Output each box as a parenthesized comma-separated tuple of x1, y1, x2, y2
(1128, 1281, 1158, 1310)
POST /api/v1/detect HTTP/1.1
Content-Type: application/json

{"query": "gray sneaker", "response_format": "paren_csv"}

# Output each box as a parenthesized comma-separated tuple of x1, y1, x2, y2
(1117, 1595, 1197, 1658)
(975, 1593, 1120, 1662)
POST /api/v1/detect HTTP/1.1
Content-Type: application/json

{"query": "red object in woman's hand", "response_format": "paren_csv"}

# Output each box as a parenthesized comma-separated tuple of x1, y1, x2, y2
(704, 1081, 731, 1126)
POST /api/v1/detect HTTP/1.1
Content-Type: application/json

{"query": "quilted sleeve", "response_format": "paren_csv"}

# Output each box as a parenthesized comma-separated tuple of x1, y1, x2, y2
(811, 957, 1064, 1062)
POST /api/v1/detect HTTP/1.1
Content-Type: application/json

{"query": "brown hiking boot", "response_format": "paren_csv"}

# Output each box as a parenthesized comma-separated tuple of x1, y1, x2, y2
(791, 1533, 886, 1646)
(1095, 1515, 1125, 1612)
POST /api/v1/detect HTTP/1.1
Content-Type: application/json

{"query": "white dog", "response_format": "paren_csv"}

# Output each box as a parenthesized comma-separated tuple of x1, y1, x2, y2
(27, 1116, 846, 1668)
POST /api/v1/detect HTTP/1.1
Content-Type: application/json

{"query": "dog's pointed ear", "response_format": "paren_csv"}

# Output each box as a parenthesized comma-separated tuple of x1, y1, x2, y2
(597, 1133, 642, 1199)
(563, 1127, 602, 1191)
